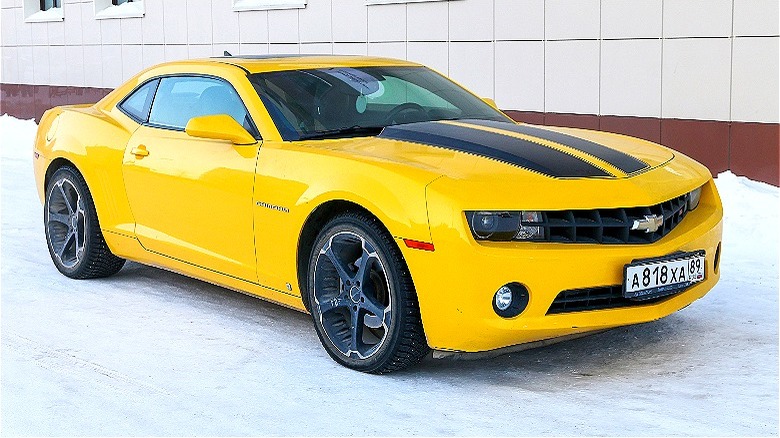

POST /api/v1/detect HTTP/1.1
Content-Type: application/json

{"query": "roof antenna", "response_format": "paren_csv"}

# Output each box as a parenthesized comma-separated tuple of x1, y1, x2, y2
(224, 51, 232, 57)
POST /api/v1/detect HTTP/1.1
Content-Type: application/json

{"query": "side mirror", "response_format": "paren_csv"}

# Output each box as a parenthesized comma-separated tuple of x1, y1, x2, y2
(185, 114, 257, 145)
(483, 97, 499, 110)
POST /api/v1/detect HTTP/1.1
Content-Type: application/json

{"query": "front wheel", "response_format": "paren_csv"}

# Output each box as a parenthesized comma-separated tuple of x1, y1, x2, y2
(44, 166, 125, 279)
(307, 212, 429, 373)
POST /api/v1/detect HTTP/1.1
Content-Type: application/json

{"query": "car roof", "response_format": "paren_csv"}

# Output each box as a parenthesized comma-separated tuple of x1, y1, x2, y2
(196, 54, 422, 74)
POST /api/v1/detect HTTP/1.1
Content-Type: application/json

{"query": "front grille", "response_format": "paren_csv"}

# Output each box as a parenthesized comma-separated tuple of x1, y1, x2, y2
(527, 193, 691, 244)
(546, 285, 679, 314)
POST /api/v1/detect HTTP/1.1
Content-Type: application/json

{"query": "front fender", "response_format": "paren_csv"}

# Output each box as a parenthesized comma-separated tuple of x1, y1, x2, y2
(252, 141, 441, 297)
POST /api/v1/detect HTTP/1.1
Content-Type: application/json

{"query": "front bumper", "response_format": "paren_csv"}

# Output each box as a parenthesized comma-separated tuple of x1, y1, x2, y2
(401, 179, 723, 353)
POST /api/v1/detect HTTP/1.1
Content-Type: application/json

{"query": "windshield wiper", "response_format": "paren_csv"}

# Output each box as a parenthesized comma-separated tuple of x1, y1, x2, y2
(298, 125, 385, 140)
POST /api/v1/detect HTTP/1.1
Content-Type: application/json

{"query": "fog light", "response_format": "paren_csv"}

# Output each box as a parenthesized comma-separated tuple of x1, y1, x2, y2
(494, 286, 513, 311)
(492, 283, 530, 318)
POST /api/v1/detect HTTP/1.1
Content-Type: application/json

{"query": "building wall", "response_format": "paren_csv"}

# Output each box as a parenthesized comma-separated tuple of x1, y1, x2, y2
(1, 0, 778, 184)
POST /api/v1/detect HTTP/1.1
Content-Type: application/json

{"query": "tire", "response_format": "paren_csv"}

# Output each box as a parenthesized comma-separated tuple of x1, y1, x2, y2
(307, 211, 429, 373)
(44, 165, 125, 279)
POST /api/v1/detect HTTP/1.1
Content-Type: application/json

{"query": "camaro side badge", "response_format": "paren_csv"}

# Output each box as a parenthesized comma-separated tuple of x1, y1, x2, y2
(631, 214, 664, 233)
(256, 201, 290, 213)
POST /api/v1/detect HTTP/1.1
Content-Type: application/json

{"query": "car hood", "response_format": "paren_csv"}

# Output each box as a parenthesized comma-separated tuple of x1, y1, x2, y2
(313, 119, 675, 179)
(307, 119, 711, 209)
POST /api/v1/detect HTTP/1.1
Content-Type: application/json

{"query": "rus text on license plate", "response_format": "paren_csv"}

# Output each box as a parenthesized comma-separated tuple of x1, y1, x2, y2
(624, 251, 705, 300)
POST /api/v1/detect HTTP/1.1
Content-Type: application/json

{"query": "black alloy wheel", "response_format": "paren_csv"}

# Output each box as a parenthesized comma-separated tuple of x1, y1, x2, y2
(307, 211, 428, 373)
(45, 166, 125, 279)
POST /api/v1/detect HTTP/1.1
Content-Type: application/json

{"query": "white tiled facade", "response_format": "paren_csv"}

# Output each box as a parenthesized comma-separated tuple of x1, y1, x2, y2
(0, 0, 778, 123)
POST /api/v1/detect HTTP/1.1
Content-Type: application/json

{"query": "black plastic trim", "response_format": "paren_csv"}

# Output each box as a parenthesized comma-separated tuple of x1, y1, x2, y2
(547, 285, 673, 314)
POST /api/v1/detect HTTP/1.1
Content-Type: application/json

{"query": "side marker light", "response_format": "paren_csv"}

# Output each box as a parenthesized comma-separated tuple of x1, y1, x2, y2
(403, 239, 435, 251)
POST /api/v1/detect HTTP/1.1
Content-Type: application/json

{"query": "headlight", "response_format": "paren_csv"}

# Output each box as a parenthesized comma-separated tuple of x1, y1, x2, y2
(466, 211, 545, 241)
(688, 186, 703, 211)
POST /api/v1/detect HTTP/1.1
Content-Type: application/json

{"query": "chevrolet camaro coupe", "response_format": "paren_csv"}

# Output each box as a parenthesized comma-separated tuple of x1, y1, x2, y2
(33, 55, 723, 373)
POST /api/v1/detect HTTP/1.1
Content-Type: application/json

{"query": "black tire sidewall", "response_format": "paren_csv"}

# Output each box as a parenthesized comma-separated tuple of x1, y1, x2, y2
(307, 214, 410, 373)
(44, 166, 97, 279)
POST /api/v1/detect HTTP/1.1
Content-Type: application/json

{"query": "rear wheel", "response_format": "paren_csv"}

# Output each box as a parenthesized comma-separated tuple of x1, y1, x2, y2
(45, 166, 125, 279)
(307, 211, 429, 373)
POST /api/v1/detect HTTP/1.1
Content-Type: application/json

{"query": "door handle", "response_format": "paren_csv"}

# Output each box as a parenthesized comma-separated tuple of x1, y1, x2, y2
(131, 145, 149, 157)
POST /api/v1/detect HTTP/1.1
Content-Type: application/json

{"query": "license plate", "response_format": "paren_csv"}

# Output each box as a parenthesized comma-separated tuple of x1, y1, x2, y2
(623, 251, 705, 300)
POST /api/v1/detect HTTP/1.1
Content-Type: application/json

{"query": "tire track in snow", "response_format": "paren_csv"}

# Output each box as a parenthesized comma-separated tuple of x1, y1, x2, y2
(3, 332, 171, 398)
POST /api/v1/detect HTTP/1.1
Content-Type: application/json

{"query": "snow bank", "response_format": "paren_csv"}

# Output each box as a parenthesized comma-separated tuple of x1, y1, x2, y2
(716, 171, 779, 260)
(0, 114, 37, 161)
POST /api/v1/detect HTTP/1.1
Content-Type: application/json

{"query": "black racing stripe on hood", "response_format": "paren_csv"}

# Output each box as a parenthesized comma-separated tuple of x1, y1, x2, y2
(379, 121, 612, 178)
(463, 119, 649, 174)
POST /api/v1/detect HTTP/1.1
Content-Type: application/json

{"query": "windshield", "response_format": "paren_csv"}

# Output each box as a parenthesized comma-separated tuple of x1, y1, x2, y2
(248, 66, 511, 140)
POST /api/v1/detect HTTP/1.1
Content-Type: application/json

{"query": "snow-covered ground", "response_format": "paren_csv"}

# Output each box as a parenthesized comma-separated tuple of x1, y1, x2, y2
(1, 114, 777, 436)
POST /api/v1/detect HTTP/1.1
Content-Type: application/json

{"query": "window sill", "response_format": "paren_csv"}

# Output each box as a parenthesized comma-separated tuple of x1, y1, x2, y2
(94, 1, 145, 20)
(232, 0, 306, 12)
(24, 7, 64, 23)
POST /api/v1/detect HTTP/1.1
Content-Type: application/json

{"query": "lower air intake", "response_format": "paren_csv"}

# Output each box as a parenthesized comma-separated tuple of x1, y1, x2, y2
(546, 285, 680, 314)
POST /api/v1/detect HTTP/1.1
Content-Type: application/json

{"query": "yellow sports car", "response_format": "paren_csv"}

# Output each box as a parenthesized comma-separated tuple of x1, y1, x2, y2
(33, 55, 723, 373)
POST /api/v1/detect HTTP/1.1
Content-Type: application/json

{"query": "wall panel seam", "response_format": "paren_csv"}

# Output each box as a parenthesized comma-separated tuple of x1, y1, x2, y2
(728, 0, 735, 168)
(597, 0, 601, 118)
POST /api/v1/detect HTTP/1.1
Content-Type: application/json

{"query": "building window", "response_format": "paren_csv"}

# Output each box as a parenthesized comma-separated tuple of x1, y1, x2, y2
(94, 0, 145, 19)
(23, 0, 64, 22)
(232, 0, 307, 12)
(40, 0, 61, 11)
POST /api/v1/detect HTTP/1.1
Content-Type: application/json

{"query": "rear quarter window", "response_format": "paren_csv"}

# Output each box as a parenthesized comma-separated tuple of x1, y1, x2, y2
(118, 79, 160, 123)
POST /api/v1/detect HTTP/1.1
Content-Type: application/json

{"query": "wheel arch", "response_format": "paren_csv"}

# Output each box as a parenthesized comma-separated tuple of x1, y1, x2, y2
(44, 157, 80, 194)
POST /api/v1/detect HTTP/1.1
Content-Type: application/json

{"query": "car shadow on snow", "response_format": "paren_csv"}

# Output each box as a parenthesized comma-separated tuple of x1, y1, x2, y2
(406, 317, 706, 388)
(104, 262, 706, 385)
(105, 262, 313, 333)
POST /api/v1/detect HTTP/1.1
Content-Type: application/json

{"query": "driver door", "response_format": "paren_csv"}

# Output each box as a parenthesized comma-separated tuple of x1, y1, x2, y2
(122, 75, 260, 282)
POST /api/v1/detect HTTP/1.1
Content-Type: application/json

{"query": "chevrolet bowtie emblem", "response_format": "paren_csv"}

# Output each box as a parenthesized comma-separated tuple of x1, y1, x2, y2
(631, 214, 664, 233)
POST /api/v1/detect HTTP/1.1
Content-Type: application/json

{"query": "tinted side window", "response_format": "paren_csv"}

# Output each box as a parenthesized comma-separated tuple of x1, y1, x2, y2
(148, 76, 252, 132)
(119, 79, 159, 123)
